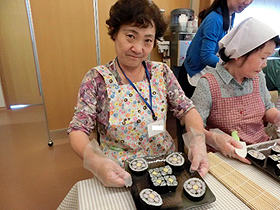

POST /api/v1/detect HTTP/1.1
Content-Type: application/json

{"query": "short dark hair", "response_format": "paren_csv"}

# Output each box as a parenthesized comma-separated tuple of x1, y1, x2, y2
(106, 0, 167, 42)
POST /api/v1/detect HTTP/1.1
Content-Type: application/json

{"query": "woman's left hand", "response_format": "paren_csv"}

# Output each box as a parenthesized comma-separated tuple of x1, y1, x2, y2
(209, 131, 251, 164)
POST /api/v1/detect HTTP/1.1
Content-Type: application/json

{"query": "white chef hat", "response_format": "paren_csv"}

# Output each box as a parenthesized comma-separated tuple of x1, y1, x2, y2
(219, 17, 280, 59)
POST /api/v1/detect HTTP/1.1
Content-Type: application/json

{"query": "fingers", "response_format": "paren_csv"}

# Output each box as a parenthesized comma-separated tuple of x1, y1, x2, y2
(229, 138, 243, 149)
(190, 154, 209, 177)
(232, 153, 251, 164)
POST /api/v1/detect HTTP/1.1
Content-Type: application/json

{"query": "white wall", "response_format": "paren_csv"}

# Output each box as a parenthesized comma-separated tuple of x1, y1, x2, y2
(234, 0, 280, 34)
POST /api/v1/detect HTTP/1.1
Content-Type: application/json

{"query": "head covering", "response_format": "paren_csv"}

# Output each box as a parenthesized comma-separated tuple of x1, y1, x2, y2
(219, 17, 280, 59)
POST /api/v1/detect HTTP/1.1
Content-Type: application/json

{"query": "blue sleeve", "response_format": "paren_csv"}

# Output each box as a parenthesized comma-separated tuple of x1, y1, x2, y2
(200, 14, 224, 67)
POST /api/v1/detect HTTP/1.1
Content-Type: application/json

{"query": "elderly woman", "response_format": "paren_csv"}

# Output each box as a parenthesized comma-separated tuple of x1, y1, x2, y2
(68, 0, 209, 187)
(191, 17, 280, 163)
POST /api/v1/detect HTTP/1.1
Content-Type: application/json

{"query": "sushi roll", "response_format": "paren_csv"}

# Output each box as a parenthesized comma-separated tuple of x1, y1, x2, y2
(276, 164, 280, 176)
(129, 158, 148, 175)
(247, 150, 266, 166)
(159, 165, 172, 176)
(163, 175, 178, 192)
(139, 188, 163, 209)
(271, 145, 280, 155)
(267, 154, 280, 167)
(148, 168, 162, 179)
(183, 177, 206, 201)
(150, 176, 167, 193)
(165, 152, 185, 171)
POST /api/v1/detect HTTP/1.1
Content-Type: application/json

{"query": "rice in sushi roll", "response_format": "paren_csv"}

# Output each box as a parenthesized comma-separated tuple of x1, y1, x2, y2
(183, 177, 206, 201)
(163, 175, 178, 192)
(271, 145, 280, 155)
(247, 150, 266, 166)
(150, 176, 167, 193)
(159, 165, 172, 176)
(129, 158, 148, 175)
(139, 188, 163, 209)
(148, 168, 162, 179)
(165, 152, 185, 171)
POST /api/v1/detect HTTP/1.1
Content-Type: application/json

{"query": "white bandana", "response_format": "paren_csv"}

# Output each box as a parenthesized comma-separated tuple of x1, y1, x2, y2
(219, 17, 280, 59)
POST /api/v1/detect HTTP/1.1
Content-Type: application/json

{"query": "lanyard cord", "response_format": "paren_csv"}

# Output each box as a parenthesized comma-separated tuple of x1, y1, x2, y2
(116, 57, 157, 121)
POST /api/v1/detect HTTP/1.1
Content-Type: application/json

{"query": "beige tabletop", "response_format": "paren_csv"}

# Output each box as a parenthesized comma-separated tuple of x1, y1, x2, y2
(58, 141, 280, 210)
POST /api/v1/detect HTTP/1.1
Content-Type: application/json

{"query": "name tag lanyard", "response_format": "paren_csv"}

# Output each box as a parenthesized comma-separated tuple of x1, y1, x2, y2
(116, 57, 158, 121)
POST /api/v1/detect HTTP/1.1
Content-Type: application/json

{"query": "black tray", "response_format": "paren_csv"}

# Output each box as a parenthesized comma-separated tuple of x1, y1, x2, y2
(124, 153, 216, 210)
(246, 139, 280, 182)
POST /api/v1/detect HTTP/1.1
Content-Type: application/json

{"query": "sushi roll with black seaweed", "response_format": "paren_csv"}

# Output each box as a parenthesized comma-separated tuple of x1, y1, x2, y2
(139, 188, 163, 209)
(267, 154, 280, 167)
(271, 145, 280, 155)
(159, 165, 172, 176)
(129, 158, 148, 175)
(183, 177, 206, 201)
(163, 175, 178, 192)
(247, 150, 266, 166)
(148, 168, 162, 179)
(276, 164, 280, 176)
(165, 152, 185, 171)
(150, 176, 167, 193)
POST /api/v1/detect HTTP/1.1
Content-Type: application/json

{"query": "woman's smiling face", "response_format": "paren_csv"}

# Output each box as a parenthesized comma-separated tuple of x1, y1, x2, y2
(114, 23, 155, 70)
(228, 0, 253, 14)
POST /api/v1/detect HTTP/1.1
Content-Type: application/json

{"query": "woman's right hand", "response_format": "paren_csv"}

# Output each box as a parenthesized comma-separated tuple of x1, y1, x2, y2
(83, 141, 132, 188)
(92, 157, 132, 187)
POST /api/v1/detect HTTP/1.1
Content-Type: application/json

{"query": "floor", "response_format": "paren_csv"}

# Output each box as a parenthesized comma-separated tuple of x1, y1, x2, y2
(0, 104, 177, 210)
(0, 105, 92, 210)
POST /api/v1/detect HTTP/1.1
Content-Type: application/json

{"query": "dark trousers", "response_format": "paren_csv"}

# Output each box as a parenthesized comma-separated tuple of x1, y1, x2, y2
(176, 65, 196, 152)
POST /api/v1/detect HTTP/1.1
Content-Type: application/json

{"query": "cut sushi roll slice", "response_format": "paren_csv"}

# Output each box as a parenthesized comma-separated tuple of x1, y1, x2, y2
(129, 158, 148, 175)
(271, 145, 280, 155)
(163, 175, 178, 192)
(159, 165, 172, 176)
(267, 154, 280, 167)
(276, 164, 280, 176)
(247, 150, 266, 166)
(183, 177, 206, 201)
(165, 152, 185, 171)
(139, 188, 163, 209)
(150, 176, 167, 193)
(148, 168, 162, 179)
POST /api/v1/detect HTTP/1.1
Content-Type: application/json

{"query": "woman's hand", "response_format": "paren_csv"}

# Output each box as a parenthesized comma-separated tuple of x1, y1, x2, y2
(182, 129, 209, 177)
(90, 157, 132, 187)
(83, 141, 132, 188)
(187, 135, 210, 177)
(208, 130, 251, 164)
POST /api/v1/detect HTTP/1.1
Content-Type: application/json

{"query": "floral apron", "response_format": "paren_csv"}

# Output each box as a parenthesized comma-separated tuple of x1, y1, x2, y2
(96, 62, 175, 167)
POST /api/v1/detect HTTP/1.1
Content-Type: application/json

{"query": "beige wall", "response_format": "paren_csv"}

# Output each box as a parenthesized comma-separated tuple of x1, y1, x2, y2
(30, 0, 97, 130)
(0, 0, 42, 107)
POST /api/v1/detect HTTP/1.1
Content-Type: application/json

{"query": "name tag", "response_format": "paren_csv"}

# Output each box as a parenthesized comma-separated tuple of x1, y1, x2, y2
(148, 119, 165, 137)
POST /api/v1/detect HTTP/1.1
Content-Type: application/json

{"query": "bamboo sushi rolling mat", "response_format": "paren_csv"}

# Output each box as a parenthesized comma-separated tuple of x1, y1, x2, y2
(208, 152, 280, 210)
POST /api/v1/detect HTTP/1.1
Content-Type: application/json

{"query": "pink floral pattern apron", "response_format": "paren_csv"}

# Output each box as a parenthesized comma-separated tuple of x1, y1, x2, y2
(96, 63, 175, 167)
(203, 73, 269, 145)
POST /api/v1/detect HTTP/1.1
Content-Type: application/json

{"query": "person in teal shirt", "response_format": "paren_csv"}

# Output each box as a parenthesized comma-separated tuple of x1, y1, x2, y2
(262, 49, 280, 94)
